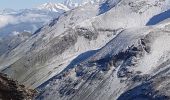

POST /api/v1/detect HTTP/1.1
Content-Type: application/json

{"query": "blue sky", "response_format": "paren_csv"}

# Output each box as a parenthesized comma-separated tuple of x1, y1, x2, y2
(0, 0, 64, 10)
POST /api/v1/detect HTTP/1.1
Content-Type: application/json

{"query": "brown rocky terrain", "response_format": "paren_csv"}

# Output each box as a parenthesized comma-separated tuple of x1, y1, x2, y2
(0, 73, 36, 100)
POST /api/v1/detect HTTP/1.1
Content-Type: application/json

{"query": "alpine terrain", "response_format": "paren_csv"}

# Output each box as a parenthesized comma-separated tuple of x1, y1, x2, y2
(0, 2, 70, 56)
(1, 0, 170, 100)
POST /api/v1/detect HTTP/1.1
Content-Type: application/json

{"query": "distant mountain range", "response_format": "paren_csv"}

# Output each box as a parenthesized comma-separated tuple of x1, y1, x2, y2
(0, 2, 71, 56)
(0, 1, 104, 58)
(0, 3, 69, 37)
(37, 2, 70, 12)
(63, 0, 105, 8)
(0, 0, 105, 37)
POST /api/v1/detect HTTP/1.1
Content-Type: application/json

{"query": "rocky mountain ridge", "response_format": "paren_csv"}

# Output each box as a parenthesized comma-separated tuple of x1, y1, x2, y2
(1, 0, 170, 100)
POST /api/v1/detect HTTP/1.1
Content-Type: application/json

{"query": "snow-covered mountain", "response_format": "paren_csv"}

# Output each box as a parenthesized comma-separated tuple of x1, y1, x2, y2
(0, 2, 114, 88)
(37, 20, 170, 100)
(0, 2, 71, 56)
(0, 8, 18, 15)
(63, 0, 105, 8)
(1, 0, 170, 99)
(37, 2, 70, 12)
(0, 3, 69, 37)
(0, 1, 110, 38)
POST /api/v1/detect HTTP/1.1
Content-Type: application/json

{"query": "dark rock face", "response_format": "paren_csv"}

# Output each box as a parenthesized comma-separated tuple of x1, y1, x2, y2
(0, 73, 36, 100)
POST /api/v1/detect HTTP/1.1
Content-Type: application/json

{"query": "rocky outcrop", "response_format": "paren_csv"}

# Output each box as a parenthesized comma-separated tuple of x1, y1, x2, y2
(0, 73, 36, 100)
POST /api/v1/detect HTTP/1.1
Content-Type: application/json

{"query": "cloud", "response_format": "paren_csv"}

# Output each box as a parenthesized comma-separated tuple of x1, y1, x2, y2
(0, 15, 18, 28)
(17, 13, 50, 23)
(12, 31, 20, 36)
(0, 13, 51, 29)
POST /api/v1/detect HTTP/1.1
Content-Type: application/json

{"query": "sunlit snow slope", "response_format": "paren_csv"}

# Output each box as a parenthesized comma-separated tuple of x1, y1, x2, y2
(37, 19, 170, 100)
(0, 0, 170, 100)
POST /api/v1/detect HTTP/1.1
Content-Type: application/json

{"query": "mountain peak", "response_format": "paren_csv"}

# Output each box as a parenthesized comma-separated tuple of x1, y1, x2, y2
(37, 2, 70, 12)
(63, 0, 105, 8)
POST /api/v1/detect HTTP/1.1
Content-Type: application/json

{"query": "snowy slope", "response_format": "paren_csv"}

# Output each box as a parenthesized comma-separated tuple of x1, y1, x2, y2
(36, 20, 170, 100)
(0, 1, 170, 100)
(34, 0, 170, 100)
(0, 0, 169, 90)
(0, 2, 115, 89)
(0, 1, 107, 56)
(78, 0, 170, 30)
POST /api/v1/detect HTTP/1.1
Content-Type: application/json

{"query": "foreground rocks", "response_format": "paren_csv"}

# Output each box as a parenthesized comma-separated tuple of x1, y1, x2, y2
(0, 73, 36, 100)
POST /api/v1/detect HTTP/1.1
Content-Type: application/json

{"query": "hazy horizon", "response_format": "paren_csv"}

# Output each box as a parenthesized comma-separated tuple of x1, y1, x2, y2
(0, 0, 64, 10)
